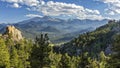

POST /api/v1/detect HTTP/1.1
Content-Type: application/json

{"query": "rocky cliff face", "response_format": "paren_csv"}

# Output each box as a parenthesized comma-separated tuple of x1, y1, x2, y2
(3, 25, 23, 41)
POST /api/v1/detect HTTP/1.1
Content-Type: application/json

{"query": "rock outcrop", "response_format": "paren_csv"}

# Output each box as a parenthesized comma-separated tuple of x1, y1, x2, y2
(3, 25, 23, 41)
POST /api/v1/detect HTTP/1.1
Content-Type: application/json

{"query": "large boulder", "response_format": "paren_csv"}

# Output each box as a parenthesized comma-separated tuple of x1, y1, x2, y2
(3, 25, 23, 41)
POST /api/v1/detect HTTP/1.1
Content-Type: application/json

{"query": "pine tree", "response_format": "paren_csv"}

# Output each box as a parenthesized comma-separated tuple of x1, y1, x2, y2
(88, 59, 99, 68)
(0, 38, 10, 68)
(58, 53, 80, 68)
(59, 53, 71, 68)
(49, 52, 62, 68)
(79, 52, 90, 68)
(10, 46, 19, 68)
(30, 34, 52, 68)
(17, 39, 32, 68)
(99, 51, 108, 68)
(70, 56, 80, 68)
(109, 34, 120, 68)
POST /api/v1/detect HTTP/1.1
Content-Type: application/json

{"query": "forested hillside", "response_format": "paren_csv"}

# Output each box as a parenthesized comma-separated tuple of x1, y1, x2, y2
(59, 20, 120, 56)
(0, 20, 120, 68)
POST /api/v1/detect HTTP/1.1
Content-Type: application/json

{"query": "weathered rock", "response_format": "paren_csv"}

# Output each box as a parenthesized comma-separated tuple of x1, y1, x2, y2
(3, 25, 23, 41)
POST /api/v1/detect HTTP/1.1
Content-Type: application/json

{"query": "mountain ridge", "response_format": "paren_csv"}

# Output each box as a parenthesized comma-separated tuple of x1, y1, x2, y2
(0, 16, 108, 43)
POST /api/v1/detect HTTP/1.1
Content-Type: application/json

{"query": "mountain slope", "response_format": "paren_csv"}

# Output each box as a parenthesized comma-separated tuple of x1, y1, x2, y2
(40, 26, 60, 32)
(58, 20, 120, 56)
(0, 16, 108, 43)
(0, 23, 8, 33)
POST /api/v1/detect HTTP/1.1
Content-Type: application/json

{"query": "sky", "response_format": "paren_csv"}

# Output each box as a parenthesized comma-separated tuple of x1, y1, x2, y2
(0, 0, 120, 23)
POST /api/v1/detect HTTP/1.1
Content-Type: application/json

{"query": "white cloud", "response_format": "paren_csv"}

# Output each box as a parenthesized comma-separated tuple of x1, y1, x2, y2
(101, 0, 119, 3)
(108, 11, 115, 15)
(26, 14, 43, 18)
(1, 0, 40, 6)
(1, 0, 19, 3)
(98, 0, 120, 15)
(23, 0, 39, 6)
(1, 0, 106, 20)
(10, 3, 21, 8)
(34, 1, 103, 20)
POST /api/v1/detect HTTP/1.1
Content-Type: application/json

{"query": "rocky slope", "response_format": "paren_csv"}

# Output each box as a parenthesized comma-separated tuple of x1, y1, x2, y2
(2, 25, 23, 41)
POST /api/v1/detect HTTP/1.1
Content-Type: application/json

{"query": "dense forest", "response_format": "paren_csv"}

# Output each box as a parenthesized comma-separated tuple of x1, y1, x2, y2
(0, 20, 120, 68)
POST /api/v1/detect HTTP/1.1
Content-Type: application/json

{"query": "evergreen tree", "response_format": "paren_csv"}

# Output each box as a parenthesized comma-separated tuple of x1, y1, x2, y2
(109, 34, 120, 68)
(70, 56, 80, 68)
(59, 53, 71, 68)
(49, 52, 62, 68)
(59, 53, 80, 68)
(10, 46, 19, 68)
(16, 39, 32, 68)
(99, 51, 108, 68)
(88, 59, 99, 68)
(0, 38, 10, 68)
(79, 52, 90, 68)
(30, 34, 52, 68)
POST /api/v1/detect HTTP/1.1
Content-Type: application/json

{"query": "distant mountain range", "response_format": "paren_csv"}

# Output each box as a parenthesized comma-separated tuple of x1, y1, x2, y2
(0, 16, 108, 43)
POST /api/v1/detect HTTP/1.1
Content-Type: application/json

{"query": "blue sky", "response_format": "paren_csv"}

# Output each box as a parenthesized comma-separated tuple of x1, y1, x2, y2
(0, 0, 120, 23)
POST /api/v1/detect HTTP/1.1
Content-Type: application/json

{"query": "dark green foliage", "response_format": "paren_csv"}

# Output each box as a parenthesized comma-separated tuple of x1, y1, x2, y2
(79, 52, 90, 68)
(10, 46, 19, 68)
(59, 53, 71, 68)
(49, 52, 62, 68)
(0, 36, 32, 68)
(60, 21, 120, 57)
(99, 51, 109, 68)
(108, 34, 120, 68)
(16, 39, 32, 68)
(30, 34, 52, 68)
(0, 38, 10, 68)
(58, 53, 80, 68)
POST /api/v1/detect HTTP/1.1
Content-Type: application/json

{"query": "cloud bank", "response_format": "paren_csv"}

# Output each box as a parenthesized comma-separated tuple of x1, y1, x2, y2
(1, 0, 107, 20)
(98, 0, 120, 15)
(26, 14, 43, 18)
